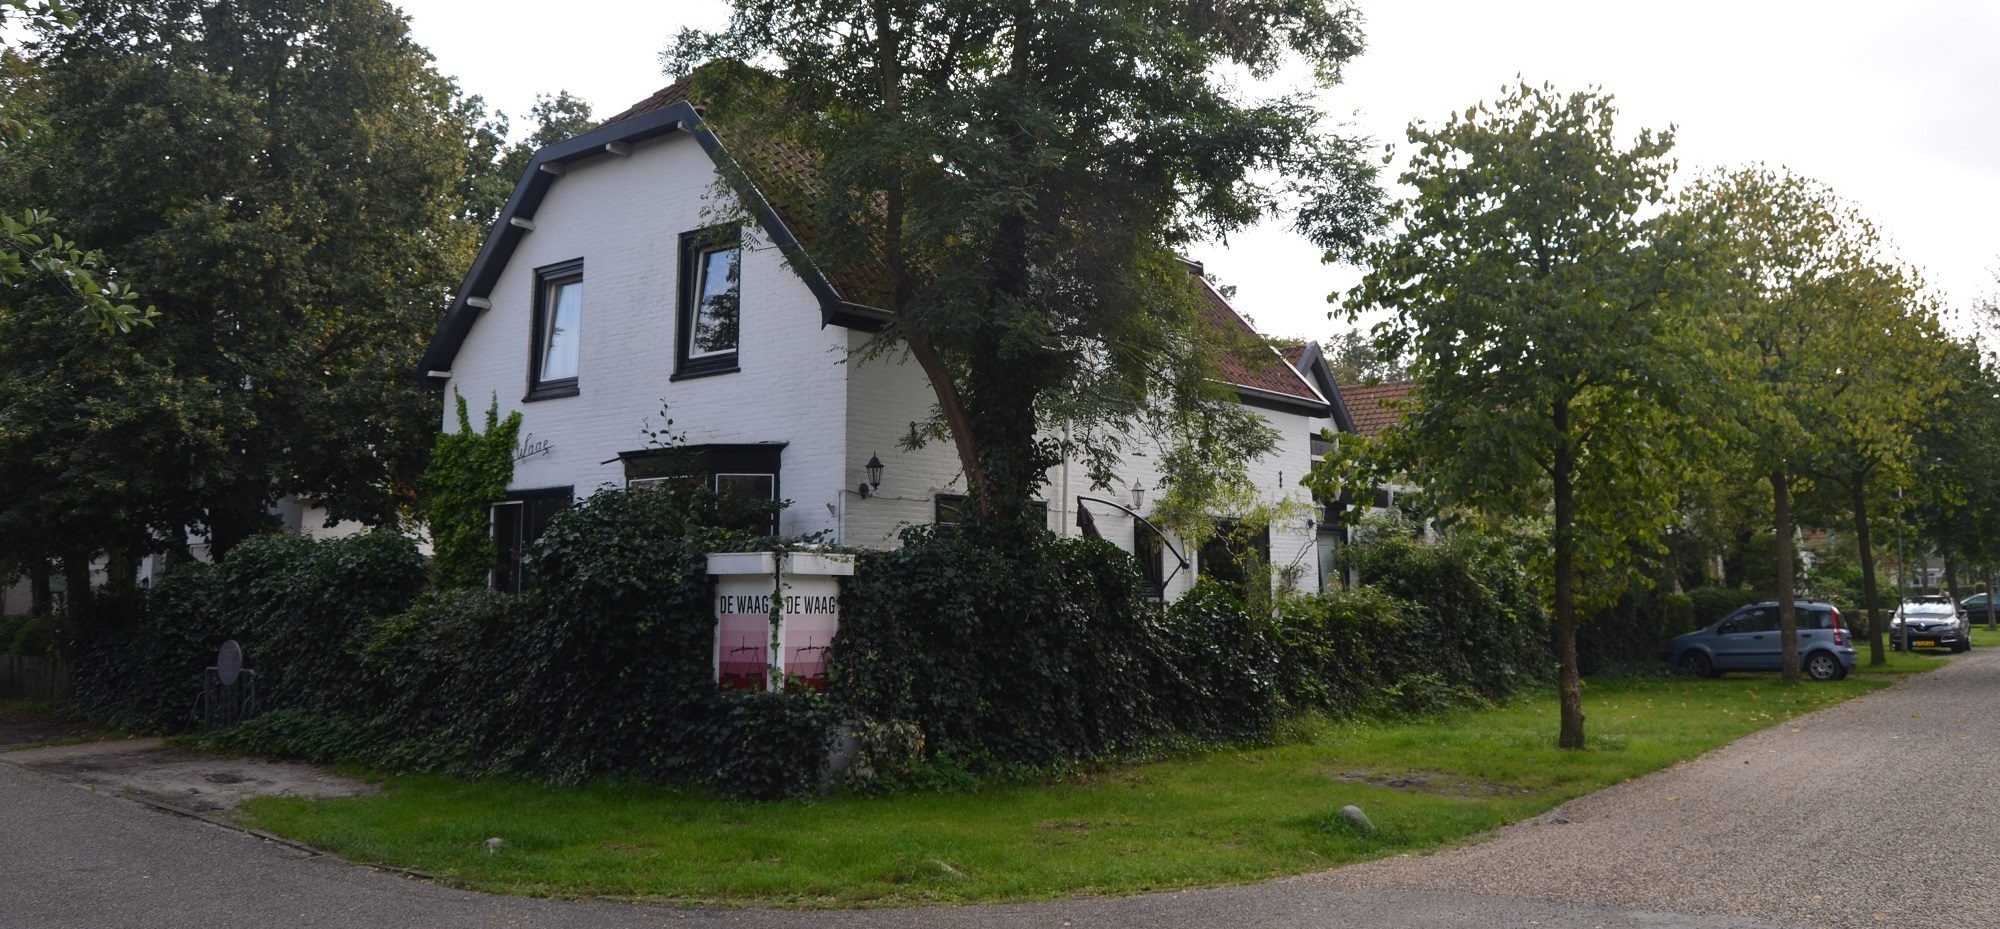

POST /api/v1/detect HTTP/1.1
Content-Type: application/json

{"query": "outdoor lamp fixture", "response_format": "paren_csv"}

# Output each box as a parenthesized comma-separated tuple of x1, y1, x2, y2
(858, 453, 885, 499)
(1130, 481, 1147, 509)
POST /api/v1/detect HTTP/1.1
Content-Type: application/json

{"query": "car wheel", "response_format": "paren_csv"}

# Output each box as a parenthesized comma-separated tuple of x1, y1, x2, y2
(1806, 651, 1842, 682)
(1953, 637, 1970, 654)
(1678, 650, 1714, 679)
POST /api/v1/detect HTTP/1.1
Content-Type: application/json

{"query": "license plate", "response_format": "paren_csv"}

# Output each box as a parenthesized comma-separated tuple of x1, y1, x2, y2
(1916, 640, 1938, 648)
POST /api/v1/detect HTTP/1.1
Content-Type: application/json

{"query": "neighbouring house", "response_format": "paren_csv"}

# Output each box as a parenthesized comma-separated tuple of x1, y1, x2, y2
(414, 77, 1355, 601)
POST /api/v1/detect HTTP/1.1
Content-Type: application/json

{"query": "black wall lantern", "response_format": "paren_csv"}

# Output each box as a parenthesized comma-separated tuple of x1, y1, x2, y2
(858, 453, 885, 498)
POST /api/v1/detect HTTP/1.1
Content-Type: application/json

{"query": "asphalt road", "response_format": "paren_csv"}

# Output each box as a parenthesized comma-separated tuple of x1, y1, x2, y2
(10, 654, 1995, 929)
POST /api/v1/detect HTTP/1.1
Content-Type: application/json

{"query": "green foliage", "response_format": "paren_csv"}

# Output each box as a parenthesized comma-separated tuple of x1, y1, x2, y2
(1686, 586, 1762, 628)
(1338, 82, 1699, 748)
(12, 0, 498, 553)
(70, 530, 425, 730)
(106, 486, 818, 799)
(671, 2, 1381, 523)
(1275, 530, 1551, 716)
(0, 611, 67, 656)
(1576, 589, 1697, 676)
(421, 393, 521, 588)
(834, 526, 1270, 772)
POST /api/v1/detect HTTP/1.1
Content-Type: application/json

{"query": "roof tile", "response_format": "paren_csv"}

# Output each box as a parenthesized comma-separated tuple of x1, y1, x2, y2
(1337, 381, 1415, 438)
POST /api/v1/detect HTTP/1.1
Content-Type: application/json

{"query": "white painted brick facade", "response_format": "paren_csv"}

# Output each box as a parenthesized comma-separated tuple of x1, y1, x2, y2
(440, 131, 1325, 598)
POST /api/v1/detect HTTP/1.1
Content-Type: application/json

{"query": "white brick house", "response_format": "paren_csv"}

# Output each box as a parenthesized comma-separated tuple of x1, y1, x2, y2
(416, 79, 1345, 600)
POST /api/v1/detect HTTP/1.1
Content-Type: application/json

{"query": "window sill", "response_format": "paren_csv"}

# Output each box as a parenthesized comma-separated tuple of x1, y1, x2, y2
(523, 381, 579, 402)
(670, 361, 740, 382)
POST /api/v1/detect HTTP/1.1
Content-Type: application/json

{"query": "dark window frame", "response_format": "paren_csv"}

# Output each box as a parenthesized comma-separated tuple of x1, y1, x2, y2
(618, 443, 784, 533)
(491, 485, 573, 593)
(525, 258, 584, 401)
(672, 225, 743, 381)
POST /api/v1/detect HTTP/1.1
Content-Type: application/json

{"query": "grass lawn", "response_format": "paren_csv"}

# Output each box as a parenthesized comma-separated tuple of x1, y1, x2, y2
(238, 670, 1922, 908)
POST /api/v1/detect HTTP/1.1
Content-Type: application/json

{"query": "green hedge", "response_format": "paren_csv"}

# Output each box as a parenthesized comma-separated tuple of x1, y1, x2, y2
(74, 493, 1563, 799)
(71, 530, 425, 730)
(1276, 531, 1551, 715)
(832, 526, 1280, 775)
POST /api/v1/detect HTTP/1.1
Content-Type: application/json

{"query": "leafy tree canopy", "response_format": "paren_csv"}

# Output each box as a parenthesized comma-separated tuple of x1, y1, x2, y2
(668, 0, 1383, 534)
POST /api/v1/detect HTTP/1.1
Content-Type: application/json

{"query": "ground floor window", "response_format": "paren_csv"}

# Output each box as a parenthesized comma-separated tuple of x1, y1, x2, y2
(1198, 519, 1270, 600)
(618, 442, 784, 534)
(491, 486, 573, 593)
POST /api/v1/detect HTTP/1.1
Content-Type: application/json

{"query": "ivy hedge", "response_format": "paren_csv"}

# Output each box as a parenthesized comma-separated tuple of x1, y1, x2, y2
(70, 492, 1557, 799)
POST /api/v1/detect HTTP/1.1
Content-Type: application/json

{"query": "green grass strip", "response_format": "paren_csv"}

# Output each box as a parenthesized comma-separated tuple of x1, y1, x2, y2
(236, 661, 1937, 908)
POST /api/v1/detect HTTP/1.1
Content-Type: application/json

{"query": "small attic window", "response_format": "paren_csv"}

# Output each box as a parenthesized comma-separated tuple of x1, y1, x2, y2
(675, 225, 741, 380)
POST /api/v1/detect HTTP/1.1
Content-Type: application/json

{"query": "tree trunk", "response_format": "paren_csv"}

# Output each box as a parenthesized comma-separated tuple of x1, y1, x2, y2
(1773, 469, 1799, 684)
(1853, 478, 1885, 666)
(1988, 571, 1997, 632)
(1552, 399, 1584, 750)
(104, 547, 137, 600)
(28, 561, 52, 616)
(61, 552, 93, 622)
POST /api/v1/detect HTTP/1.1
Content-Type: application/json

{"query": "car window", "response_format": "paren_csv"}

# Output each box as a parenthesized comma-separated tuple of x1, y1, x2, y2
(1799, 609, 1833, 630)
(1719, 608, 1776, 634)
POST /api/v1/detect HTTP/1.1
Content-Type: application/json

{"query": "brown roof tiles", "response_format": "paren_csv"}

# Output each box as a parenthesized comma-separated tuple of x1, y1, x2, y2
(1337, 381, 1415, 437)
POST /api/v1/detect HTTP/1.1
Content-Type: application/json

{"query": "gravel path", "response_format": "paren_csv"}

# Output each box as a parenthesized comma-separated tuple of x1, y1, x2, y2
(1324, 649, 2000, 928)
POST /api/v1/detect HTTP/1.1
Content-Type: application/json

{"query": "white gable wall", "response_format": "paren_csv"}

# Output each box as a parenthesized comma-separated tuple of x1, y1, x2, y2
(440, 132, 849, 539)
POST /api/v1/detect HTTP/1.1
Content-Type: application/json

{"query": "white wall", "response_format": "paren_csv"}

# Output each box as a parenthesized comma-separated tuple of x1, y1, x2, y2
(840, 337, 1324, 599)
(442, 132, 850, 539)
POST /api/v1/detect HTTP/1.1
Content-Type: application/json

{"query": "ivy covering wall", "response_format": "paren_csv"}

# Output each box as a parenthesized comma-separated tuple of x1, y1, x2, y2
(421, 392, 521, 588)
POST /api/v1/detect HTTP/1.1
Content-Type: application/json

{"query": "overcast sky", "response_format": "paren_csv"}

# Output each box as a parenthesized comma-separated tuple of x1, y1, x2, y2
(395, 0, 2000, 345)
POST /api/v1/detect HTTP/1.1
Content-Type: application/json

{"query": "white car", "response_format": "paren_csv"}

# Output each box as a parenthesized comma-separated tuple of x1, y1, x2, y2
(1891, 597, 1970, 653)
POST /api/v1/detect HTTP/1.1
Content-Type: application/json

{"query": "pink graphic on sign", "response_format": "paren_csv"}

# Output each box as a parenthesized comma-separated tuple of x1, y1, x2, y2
(785, 600, 838, 691)
(717, 608, 769, 691)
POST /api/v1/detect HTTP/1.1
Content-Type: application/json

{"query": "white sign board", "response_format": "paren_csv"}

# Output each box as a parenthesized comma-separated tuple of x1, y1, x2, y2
(709, 551, 854, 692)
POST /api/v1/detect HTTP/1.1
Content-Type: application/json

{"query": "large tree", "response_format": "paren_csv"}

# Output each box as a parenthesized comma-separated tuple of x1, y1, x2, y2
(18, 0, 489, 556)
(668, 1, 1381, 531)
(1345, 84, 1694, 749)
(1682, 167, 1893, 683)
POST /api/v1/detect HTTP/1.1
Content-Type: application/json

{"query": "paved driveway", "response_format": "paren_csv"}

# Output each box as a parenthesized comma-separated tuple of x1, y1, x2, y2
(6, 655, 1995, 929)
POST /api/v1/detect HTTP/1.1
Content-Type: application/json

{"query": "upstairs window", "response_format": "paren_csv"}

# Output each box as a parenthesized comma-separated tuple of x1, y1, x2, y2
(528, 258, 583, 400)
(676, 227, 741, 379)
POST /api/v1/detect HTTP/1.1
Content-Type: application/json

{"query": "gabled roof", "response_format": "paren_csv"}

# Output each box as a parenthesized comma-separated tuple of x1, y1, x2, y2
(416, 77, 1326, 417)
(1336, 381, 1415, 438)
(416, 84, 883, 386)
(1282, 341, 1357, 433)
(1195, 282, 1330, 412)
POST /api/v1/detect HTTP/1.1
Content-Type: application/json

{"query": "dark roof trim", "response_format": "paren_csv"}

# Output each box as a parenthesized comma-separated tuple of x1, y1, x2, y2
(1291, 341, 1356, 433)
(417, 102, 877, 387)
(1236, 383, 1331, 417)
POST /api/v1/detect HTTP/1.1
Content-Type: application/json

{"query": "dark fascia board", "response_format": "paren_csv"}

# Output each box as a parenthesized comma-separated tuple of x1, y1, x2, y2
(1236, 383, 1331, 418)
(1294, 341, 1357, 433)
(417, 101, 882, 387)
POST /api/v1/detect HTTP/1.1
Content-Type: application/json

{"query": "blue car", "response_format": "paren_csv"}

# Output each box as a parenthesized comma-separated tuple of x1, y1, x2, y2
(1665, 601, 1856, 682)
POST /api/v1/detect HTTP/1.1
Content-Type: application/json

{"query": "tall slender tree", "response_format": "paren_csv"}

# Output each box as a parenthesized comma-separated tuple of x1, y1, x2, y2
(1682, 167, 1891, 683)
(1346, 84, 1695, 749)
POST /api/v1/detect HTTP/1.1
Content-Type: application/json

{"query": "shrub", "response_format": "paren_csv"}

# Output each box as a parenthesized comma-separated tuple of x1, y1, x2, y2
(71, 530, 426, 731)
(1687, 586, 1761, 627)
(1347, 529, 1551, 701)
(833, 526, 1279, 774)
(1576, 588, 1697, 675)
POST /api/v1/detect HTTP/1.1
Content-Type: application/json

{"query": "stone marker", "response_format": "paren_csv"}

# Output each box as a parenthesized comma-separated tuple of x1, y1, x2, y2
(1339, 804, 1375, 833)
